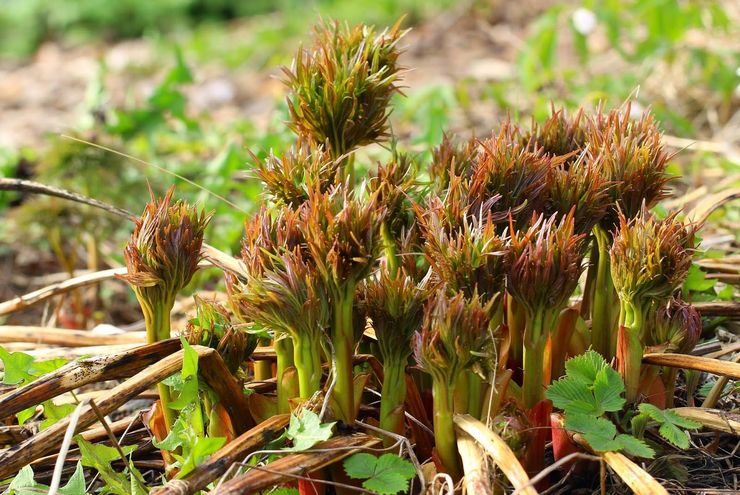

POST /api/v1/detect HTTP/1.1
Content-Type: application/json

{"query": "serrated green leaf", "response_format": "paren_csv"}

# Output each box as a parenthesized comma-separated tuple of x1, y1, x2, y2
(564, 350, 608, 385)
(637, 404, 700, 449)
(546, 376, 598, 413)
(344, 453, 416, 495)
(343, 453, 377, 479)
(615, 434, 655, 458)
(593, 366, 626, 413)
(283, 410, 335, 452)
(658, 421, 691, 449)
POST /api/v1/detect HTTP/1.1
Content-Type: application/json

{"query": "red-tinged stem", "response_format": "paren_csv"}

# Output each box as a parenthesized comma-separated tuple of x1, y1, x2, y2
(663, 367, 679, 408)
(526, 400, 552, 478)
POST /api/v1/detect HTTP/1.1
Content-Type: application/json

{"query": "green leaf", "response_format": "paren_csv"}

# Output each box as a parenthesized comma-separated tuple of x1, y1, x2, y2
(59, 462, 87, 495)
(283, 410, 336, 452)
(615, 434, 655, 458)
(168, 337, 199, 410)
(637, 404, 701, 449)
(344, 453, 416, 495)
(683, 264, 716, 293)
(564, 350, 608, 385)
(77, 436, 139, 495)
(592, 366, 626, 413)
(177, 436, 226, 478)
(40, 401, 77, 430)
(547, 376, 596, 412)
(6, 465, 46, 495)
(0, 347, 35, 385)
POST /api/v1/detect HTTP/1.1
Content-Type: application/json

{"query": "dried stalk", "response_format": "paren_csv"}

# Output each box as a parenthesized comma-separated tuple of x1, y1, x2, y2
(453, 414, 536, 495)
(642, 353, 740, 379)
(0, 326, 145, 346)
(0, 339, 181, 420)
(601, 452, 668, 495)
(671, 407, 740, 434)
(208, 433, 382, 494)
(153, 415, 290, 495)
(456, 429, 492, 495)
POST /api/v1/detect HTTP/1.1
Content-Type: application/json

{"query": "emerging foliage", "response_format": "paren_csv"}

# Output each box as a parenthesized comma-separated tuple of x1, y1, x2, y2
(344, 453, 416, 495)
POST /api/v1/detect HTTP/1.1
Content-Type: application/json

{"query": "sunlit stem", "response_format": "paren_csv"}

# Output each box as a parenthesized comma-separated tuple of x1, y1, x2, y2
(617, 300, 645, 403)
(379, 356, 407, 444)
(275, 336, 296, 414)
(294, 334, 323, 399)
(591, 226, 618, 360)
(432, 376, 462, 480)
(140, 296, 176, 432)
(332, 284, 357, 423)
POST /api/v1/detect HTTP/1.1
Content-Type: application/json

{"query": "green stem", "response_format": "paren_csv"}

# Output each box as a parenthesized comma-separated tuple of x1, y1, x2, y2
(432, 377, 461, 480)
(466, 372, 484, 418)
(275, 337, 296, 414)
(580, 238, 598, 318)
(381, 221, 399, 277)
(663, 367, 678, 408)
(617, 300, 645, 403)
(294, 335, 323, 399)
(507, 296, 525, 365)
(140, 297, 177, 432)
(522, 310, 548, 410)
(332, 285, 357, 423)
(379, 357, 407, 443)
(591, 226, 617, 360)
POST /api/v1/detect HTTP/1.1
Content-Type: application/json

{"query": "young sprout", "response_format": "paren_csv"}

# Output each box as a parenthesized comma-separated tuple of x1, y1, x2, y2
(301, 188, 385, 422)
(367, 151, 418, 276)
(185, 296, 257, 438)
(544, 159, 611, 236)
(646, 298, 702, 407)
(521, 106, 587, 161)
(185, 296, 257, 375)
(119, 187, 210, 430)
(469, 122, 552, 229)
(507, 212, 586, 409)
(232, 250, 330, 402)
(233, 207, 310, 411)
(252, 142, 339, 208)
(610, 209, 694, 402)
(429, 133, 478, 191)
(414, 289, 495, 481)
(282, 20, 406, 184)
(587, 104, 672, 359)
(361, 267, 426, 440)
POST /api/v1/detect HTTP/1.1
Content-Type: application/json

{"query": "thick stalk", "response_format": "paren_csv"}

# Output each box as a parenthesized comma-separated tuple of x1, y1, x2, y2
(141, 297, 176, 431)
(580, 238, 598, 318)
(591, 227, 616, 359)
(294, 335, 323, 399)
(275, 337, 295, 414)
(432, 377, 461, 480)
(379, 356, 407, 442)
(466, 372, 484, 418)
(332, 285, 357, 423)
(617, 301, 644, 403)
(663, 367, 679, 408)
(453, 372, 469, 414)
(522, 310, 548, 410)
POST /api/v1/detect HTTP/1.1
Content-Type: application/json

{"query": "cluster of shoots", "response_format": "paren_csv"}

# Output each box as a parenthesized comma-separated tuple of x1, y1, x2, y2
(118, 19, 705, 486)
